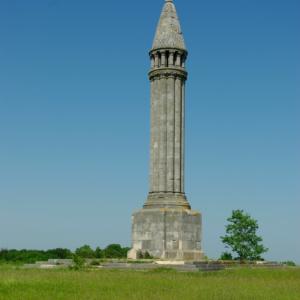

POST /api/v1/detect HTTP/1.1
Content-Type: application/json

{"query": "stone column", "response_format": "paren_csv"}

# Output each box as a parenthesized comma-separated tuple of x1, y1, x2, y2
(150, 78, 154, 191)
(168, 52, 174, 66)
(158, 76, 167, 191)
(154, 53, 159, 68)
(161, 52, 166, 67)
(181, 81, 185, 192)
(166, 75, 175, 192)
(151, 56, 155, 69)
(151, 77, 159, 192)
(176, 53, 181, 67)
(174, 76, 182, 193)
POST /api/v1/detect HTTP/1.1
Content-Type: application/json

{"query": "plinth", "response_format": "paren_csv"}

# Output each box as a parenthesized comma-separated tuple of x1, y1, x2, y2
(128, 195, 204, 261)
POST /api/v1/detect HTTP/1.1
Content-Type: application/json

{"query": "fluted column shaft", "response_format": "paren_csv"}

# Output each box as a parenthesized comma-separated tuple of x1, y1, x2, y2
(166, 75, 175, 192)
(174, 76, 182, 193)
(181, 81, 185, 192)
(149, 72, 186, 195)
(157, 76, 167, 191)
(150, 78, 159, 192)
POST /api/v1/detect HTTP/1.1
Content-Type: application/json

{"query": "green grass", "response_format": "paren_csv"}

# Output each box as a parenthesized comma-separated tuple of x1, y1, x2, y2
(0, 266, 299, 300)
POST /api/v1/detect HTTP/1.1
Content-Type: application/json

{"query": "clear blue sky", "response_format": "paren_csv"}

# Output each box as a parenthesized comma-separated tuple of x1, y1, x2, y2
(0, 0, 299, 263)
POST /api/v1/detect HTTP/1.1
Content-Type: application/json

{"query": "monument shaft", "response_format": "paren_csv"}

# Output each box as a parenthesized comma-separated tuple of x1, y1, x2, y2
(150, 71, 185, 194)
(128, 0, 204, 261)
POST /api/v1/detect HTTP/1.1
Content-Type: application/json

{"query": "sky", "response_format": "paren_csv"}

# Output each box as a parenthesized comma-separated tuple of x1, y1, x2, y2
(0, 0, 299, 263)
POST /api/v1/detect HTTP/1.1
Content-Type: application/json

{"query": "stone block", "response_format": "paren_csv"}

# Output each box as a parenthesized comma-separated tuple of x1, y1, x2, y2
(128, 207, 204, 261)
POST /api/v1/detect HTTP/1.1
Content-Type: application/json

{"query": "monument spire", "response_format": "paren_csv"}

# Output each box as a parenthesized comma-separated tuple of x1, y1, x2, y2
(152, 0, 186, 52)
(146, 0, 189, 209)
(128, 0, 204, 261)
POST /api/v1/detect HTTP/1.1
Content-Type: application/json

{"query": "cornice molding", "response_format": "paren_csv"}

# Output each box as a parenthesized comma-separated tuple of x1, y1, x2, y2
(149, 67, 187, 80)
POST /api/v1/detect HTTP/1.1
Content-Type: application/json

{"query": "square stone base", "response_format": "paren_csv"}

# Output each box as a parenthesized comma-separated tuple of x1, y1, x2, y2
(128, 208, 204, 261)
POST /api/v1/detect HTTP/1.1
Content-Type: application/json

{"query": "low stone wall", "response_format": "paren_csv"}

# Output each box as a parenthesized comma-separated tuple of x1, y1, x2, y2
(23, 259, 286, 272)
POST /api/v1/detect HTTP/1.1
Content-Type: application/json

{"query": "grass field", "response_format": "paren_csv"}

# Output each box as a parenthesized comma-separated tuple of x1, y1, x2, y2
(0, 266, 299, 300)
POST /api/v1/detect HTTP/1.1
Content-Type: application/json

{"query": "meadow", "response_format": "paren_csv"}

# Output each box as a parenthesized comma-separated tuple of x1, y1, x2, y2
(0, 266, 299, 300)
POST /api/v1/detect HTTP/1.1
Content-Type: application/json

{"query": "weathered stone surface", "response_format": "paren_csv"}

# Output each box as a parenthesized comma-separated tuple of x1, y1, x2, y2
(130, 208, 204, 261)
(144, 192, 190, 209)
(152, 0, 186, 51)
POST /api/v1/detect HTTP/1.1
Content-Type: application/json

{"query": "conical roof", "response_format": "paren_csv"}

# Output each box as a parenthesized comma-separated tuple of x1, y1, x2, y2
(152, 0, 187, 51)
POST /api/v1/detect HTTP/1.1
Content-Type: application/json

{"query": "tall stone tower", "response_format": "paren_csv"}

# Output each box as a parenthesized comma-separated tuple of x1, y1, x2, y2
(128, 0, 204, 261)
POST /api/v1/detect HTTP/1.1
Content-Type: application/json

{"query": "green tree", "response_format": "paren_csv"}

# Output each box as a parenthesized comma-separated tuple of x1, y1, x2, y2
(95, 247, 104, 259)
(73, 255, 85, 270)
(221, 210, 268, 261)
(104, 244, 125, 258)
(46, 248, 73, 259)
(220, 252, 233, 261)
(75, 245, 95, 258)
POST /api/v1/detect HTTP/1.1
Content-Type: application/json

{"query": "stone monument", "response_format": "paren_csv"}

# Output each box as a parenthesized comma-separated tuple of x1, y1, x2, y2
(128, 0, 204, 261)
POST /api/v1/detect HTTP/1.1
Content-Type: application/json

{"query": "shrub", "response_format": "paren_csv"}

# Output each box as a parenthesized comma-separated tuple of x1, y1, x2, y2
(46, 248, 73, 259)
(73, 255, 85, 270)
(0, 244, 130, 264)
(136, 250, 143, 259)
(136, 250, 153, 259)
(0, 249, 48, 264)
(220, 252, 233, 261)
(75, 245, 95, 258)
(104, 244, 125, 258)
(95, 247, 104, 259)
(282, 261, 296, 267)
(89, 259, 100, 266)
(143, 251, 153, 259)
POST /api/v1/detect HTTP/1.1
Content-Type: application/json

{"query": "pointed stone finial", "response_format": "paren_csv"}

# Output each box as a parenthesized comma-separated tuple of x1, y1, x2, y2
(152, 0, 186, 51)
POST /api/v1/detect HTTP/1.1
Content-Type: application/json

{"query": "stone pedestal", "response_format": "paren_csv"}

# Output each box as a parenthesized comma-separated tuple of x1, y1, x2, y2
(128, 207, 204, 261)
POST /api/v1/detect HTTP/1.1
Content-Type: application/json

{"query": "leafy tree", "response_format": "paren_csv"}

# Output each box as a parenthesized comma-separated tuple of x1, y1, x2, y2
(122, 247, 130, 258)
(221, 210, 268, 261)
(95, 247, 104, 259)
(0, 244, 130, 263)
(220, 252, 233, 261)
(75, 245, 95, 258)
(282, 261, 296, 267)
(104, 244, 125, 258)
(46, 248, 73, 259)
(0, 248, 74, 263)
(0, 249, 48, 263)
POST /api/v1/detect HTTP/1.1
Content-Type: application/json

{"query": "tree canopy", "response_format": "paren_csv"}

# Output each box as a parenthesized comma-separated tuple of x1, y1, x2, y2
(0, 244, 130, 263)
(221, 210, 268, 261)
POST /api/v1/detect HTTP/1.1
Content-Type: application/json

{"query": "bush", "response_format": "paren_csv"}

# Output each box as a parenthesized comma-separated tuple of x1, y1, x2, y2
(220, 252, 233, 261)
(75, 245, 95, 258)
(282, 261, 296, 267)
(0, 249, 48, 264)
(0, 244, 130, 264)
(136, 250, 153, 259)
(95, 247, 104, 259)
(136, 250, 143, 259)
(104, 244, 128, 258)
(72, 255, 85, 270)
(46, 248, 73, 259)
(144, 251, 153, 259)
(89, 259, 101, 266)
